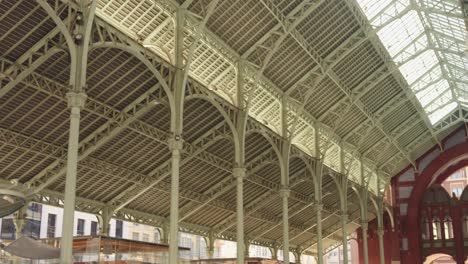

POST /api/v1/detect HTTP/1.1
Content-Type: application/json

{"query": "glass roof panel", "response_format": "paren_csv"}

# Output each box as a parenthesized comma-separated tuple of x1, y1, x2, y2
(445, 53, 468, 70)
(428, 102, 457, 123)
(393, 33, 428, 64)
(377, 11, 425, 56)
(399, 50, 439, 84)
(451, 67, 468, 83)
(421, 0, 462, 13)
(429, 13, 465, 41)
(424, 89, 453, 112)
(411, 64, 443, 92)
(355, 0, 468, 125)
(416, 79, 450, 106)
(435, 33, 465, 52)
(357, 0, 395, 20)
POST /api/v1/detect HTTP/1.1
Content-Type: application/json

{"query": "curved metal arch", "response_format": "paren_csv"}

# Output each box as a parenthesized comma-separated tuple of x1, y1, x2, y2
(245, 129, 284, 175)
(350, 185, 364, 207)
(37, 1, 76, 82)
(0, 47, 67, 98)
(385, 205, 395, 229)
(184, 94, 240, 163)
(38, 0, 97, 88)
(369, 196, 380, 216)
(289, 154, 318, 191)
(89, 43, 175, 122)
(326, 172, 346, 210)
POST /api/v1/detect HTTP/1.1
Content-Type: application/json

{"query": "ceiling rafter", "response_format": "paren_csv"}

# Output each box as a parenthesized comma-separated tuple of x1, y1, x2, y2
(413, 0, 462, 113)
(177, 148, 279, 222)
(78, 156, 303, 230)
(0, 0, 407, 250)
(302, 209, 361, 252)
(0, 36, 66, 97)
(343, 0, 445, 147)
(287, 28, 368, 96)
(213, 168, 312, 234)
(242, 0, 325, 58)
(0, 126, 311, 237)
(0, 128, 66, 160)
(259, 0, 417, 169)
(25, 80, 166, 193)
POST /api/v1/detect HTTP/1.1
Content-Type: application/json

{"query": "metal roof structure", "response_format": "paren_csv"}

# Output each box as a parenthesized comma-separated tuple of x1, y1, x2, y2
(0, 0, 466, 260)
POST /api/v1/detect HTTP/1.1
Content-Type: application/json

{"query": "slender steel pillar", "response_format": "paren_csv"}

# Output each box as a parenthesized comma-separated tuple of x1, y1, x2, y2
(98, 207, 111, 236)
(377, 227, 385, 264)
(13, 207, 27, 264)
(341, 213, 349, 264)
(13, 205, 27, 255)
(295, 251, 302, 264)
(233, 167, 246, 264)
(206, 232, 215, 259)
(280, 188, 290, 264)
(315, 203, 323, 264)
(361, 221, 369, 264)
(168, 137, 183, 264)
(60, 92, 86, 263)
(271, 246, 278, 260)
(207, 245, 215, 259)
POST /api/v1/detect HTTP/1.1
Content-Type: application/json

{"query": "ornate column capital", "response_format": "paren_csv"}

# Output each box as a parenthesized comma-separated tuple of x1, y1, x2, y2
(313, 203, 323, 211)
(341, 212, 348, 221)
(361, 221, 368, 229)
(377, 228, 385, 237)
(279, 187, 290, 198)
(233, 167, 246, 179)
(168, 136, 184, 151)
(66, 92, 87, 109)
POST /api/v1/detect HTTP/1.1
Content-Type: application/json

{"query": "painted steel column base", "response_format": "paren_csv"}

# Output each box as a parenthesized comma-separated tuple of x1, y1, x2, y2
(13, 206, 27, 240)
(314, 203, 324, 264)
(280, 188, 290, 264)
(168, 137, 183, 264)
(60, 92, 87, 264)
(377, 227, 385, 264)
(361, 221, 369, 264)
(233, 167, 246, 264)
(98, 207, 112, 236)
(341, 213, 349, 264)
(270, 246, 278, 260)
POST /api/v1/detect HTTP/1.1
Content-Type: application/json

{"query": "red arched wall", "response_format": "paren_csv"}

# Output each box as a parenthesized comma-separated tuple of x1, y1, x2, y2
(405, 141, 468, 263)
(357, 213, 398, 264)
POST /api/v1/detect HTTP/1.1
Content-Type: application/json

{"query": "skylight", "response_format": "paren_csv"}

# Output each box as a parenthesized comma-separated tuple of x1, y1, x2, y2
(355, 0, 468, 125)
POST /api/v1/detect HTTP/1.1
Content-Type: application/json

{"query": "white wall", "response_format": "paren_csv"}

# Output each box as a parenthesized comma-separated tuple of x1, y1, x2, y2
(40, 205, 98, 238)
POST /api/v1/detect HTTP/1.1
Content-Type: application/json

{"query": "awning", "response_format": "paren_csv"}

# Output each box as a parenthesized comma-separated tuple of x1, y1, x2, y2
(4, 236, 60, 259)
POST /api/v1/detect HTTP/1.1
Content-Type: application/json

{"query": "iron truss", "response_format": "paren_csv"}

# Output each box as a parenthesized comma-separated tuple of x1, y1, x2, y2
(0, 0, 459, 256)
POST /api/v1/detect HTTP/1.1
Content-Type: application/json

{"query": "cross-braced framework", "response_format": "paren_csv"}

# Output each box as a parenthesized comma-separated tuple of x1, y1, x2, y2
(0, 0, 466, 262)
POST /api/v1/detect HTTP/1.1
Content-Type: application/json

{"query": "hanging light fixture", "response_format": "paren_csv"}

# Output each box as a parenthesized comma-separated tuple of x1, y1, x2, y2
(0, 184, 26, 218)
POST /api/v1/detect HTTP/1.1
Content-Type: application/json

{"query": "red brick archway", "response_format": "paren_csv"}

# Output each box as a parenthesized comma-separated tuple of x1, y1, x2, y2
(405, 141, 468, 264)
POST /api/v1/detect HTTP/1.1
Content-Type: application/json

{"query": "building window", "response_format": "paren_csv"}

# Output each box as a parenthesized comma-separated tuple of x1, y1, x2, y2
(24, 219, 41, 239)
(91, 221, 98, 236)
(432, 218, 442, 240)
(47, 214, 56, 238)
(115, 220, 123, 238)
(450, 172, 463, 179)
(463, 215, 468, 238)
(77, 219, 85, 236)
(143, 233, 149, 242)
(451, 186, 463, 197)
(421, 217, 430, 240)
(444, 216, 453, 239)
(154, 230, 161, 243)
(132, 232, 139, 241)
(29, 203, 42, 213)
(1, 219, 16, 240)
